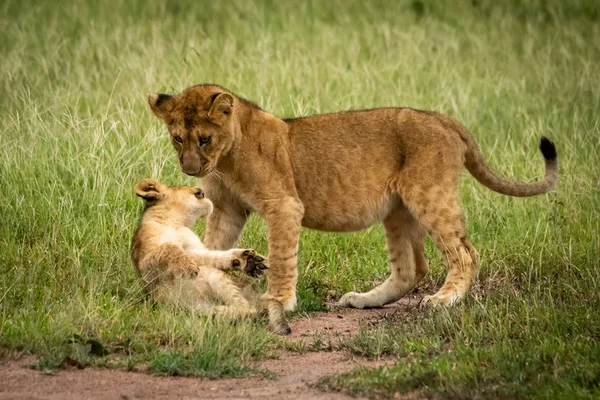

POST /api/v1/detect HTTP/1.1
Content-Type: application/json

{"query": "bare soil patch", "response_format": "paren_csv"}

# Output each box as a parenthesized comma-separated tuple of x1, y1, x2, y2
(290, 295, 422, 346)
(0, 296, 422, 400)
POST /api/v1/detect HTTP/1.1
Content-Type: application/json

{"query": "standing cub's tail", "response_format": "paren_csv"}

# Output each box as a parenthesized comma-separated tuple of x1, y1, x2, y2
(465, 136, 558, 197)
(449, 119, 558, 197)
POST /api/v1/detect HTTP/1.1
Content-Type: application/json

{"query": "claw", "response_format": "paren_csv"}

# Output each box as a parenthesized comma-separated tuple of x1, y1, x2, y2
(242, 250, 251, 257)
(255, 256, 264, 262)
(232, 259, 241, 267)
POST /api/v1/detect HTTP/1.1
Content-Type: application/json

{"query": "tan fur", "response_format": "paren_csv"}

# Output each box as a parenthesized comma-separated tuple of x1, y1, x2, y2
(147, 85, 558, 333)
(130, 178, 268, 318)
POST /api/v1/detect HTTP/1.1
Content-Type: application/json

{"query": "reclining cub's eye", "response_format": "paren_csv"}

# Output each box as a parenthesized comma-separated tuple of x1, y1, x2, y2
(199, 136, 211, 146)
(173, 136, 183, 143)
(194, 191, 204, 199)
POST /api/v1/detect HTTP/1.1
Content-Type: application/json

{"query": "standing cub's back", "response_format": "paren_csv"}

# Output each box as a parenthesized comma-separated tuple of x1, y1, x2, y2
(131, 179, 268, 316)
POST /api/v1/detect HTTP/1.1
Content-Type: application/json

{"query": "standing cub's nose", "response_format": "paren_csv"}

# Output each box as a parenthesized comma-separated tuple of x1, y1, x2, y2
(180, 155, 203, 176)
(181, 163, 200, 176)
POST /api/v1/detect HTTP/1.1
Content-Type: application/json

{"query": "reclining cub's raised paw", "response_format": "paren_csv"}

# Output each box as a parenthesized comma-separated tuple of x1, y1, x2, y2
(235, 249, 269, 278)
(231, 249, 254, 268)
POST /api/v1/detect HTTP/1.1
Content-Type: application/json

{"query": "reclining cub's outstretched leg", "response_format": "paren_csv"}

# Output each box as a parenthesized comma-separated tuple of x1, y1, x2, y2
(198, 268, 256, 317)
(141, 243, 200, 288)
(339, 205, 428, 308)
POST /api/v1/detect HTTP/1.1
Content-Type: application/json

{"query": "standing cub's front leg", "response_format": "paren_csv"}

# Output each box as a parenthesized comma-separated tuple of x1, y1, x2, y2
(261, 197, 305, 335)
(190, 249, 268, 277)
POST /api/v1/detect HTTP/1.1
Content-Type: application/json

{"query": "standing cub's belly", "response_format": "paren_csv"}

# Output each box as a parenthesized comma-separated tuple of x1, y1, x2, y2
(300, 192, 397, 232)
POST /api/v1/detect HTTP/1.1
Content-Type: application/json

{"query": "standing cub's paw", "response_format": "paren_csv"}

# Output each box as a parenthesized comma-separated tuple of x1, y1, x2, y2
(232, 249, 269, 278)
(338, 292, 369, 309)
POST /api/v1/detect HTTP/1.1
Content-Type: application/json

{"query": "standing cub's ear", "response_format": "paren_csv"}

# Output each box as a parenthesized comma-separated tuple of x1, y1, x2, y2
(148, 93, 175, 119)
(135, 179, 165, 201)
(207, 93, 234, 125)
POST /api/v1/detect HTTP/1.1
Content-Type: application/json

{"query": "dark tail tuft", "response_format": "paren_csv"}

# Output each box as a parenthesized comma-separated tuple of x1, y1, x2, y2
(155, 93, 172, 107)
(540, 137, 557, 161)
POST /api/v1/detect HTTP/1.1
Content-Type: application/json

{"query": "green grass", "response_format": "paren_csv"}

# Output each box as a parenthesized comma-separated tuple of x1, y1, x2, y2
(320, 291, 600, 398)
(1, 0, 599, 397)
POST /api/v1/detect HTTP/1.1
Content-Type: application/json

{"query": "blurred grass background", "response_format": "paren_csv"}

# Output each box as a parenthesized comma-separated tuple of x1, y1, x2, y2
(1, 0, 599, 397)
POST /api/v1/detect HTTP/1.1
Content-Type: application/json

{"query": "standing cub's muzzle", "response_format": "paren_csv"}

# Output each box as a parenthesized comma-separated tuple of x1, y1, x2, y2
(180, 160, 202, 176)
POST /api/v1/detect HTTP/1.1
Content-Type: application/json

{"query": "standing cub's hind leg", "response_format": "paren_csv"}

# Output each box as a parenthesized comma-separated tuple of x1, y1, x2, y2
(399, 169, 479, 306)
(338, 205, 428, 308)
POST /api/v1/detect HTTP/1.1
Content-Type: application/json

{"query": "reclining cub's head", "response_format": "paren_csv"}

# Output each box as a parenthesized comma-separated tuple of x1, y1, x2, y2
(147, 85, 237, 178)
(135, 179, 213, 225)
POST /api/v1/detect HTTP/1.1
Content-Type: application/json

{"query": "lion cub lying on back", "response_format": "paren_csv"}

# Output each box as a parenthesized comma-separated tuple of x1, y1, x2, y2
(131, 179, 268, 317)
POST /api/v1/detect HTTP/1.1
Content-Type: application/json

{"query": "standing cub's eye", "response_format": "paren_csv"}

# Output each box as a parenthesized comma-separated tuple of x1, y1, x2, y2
(199, 136, 211, 146)
(194, 191, 204, 199)
(173, 136, 183, 143)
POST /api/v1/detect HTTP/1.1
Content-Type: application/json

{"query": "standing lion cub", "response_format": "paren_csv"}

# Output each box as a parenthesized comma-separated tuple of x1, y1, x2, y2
(130, 178, 268, 317)
(148, 84, 558, 334)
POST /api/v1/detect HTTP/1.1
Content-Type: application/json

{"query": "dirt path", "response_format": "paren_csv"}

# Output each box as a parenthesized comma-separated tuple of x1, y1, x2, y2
(0, 297, 422, 400)
(0, 353, 369, 400)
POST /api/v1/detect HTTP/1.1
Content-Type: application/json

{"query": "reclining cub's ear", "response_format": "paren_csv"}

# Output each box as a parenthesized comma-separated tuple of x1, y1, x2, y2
(207, 93, 234, 125)
(148, 93, 175, 119)
(135, 179, 164, 201)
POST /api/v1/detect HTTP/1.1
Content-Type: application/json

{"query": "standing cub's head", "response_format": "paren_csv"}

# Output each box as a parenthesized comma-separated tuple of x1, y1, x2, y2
(147, 84, 243, 178)
(134, 179, 214, 226)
